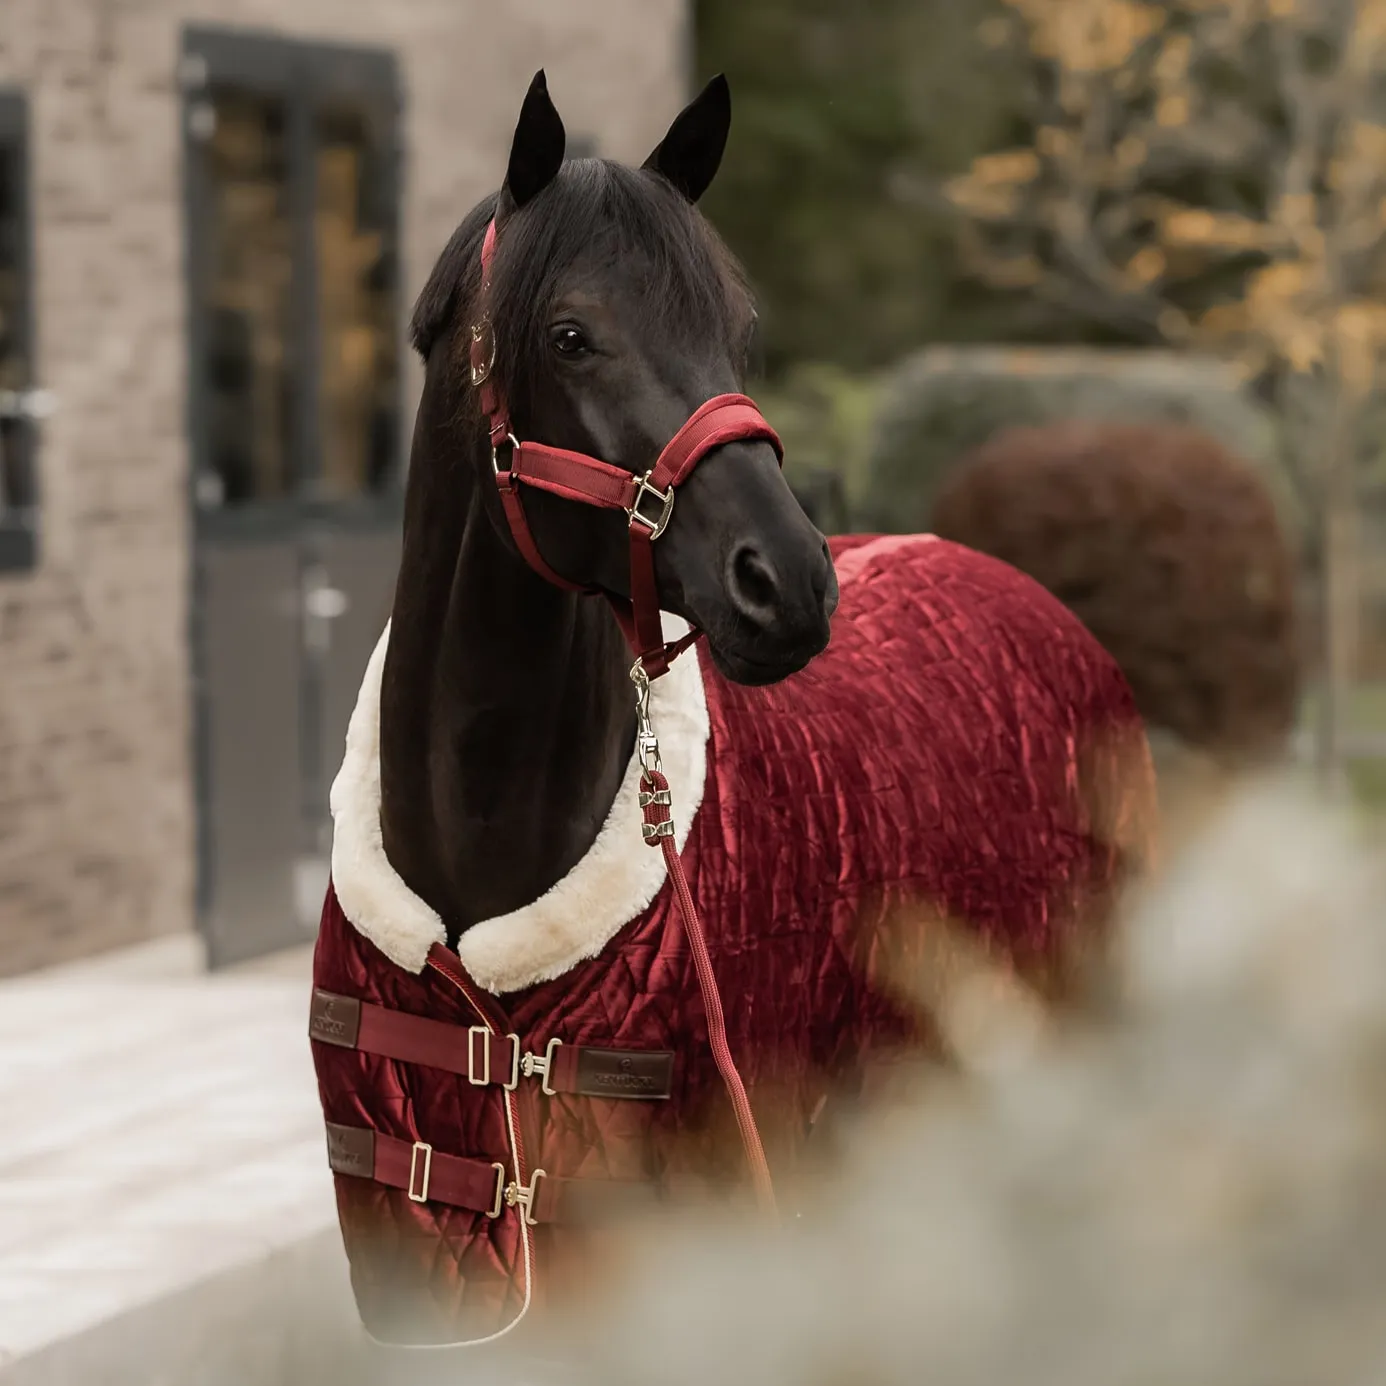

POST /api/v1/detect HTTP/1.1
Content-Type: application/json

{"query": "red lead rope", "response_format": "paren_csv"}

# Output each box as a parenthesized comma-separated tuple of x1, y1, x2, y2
(641, 766, 778, 1220)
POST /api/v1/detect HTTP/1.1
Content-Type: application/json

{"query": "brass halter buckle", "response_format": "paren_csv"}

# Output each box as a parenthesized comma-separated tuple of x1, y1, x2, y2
(490, 431, 520, 480)
(469, 317, 496, 386)
(626, 470, 675, 538)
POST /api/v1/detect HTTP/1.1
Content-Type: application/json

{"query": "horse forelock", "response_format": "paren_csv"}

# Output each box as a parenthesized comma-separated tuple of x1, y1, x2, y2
(408, 160, 751, 399)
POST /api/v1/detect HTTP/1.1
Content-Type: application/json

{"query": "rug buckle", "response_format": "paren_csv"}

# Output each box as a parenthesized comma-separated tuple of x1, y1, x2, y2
(520, 1037, 563, 1096)
(408, 1141, 433, 1203)
(504, 1168, 548, 1227)
(487, 1162, 507, 1219)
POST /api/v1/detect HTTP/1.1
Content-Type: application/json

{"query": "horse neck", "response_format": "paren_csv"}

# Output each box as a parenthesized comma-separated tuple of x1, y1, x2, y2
(378, 381, 634, 943)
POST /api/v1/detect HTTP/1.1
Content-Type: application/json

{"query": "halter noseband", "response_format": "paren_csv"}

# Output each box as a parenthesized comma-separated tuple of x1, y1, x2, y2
(468, 218, 783, 680)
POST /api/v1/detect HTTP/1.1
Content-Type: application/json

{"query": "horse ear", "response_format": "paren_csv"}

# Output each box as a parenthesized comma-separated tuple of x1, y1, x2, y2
(500, 70, 566, 213)
(642, 74, 731, 203)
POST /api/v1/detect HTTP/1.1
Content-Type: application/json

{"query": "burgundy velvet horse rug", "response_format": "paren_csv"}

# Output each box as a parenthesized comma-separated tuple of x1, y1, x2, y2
(310, 531, 1154, 1346)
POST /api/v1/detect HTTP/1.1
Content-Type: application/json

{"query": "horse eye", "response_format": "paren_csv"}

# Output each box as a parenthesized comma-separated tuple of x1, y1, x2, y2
(550, 324, 591, 358)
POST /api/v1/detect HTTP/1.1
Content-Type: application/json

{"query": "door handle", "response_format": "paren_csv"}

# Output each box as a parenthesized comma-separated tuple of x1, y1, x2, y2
(304, 585, 349, 621)
(0, 388, 58, 421)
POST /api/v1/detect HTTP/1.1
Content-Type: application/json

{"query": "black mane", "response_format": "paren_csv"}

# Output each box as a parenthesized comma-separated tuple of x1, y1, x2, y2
(381, 129, 841, 977)
(409, 159, 749, 399)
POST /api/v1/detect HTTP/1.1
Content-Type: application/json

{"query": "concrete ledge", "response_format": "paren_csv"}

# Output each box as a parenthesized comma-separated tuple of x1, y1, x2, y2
(0, 935, 352, 1383)
(0, 1230, 367, 1386)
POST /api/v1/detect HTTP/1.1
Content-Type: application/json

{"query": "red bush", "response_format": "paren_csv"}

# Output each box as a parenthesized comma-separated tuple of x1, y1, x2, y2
(931, 421, 1300, 762)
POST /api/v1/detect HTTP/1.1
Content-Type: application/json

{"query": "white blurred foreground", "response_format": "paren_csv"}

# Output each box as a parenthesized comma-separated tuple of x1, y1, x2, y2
(6, 774, 1383, 1386)
(0, 939, 350, 1386)
(358, 772, 1386, 1386)
(562, 773, 1386, 1386)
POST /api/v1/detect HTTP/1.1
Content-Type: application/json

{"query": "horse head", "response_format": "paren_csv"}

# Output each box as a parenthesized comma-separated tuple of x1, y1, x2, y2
(412, 71, 838, 686)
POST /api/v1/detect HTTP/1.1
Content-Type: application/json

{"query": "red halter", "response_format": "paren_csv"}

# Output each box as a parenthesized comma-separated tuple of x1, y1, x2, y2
(468, 218, 783, 680)
(467, 217, 781, 1218)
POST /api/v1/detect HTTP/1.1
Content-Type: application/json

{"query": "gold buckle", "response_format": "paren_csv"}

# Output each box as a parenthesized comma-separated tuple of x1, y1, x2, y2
(627, 471, 675, 538)
(490, 430, 520, 480)
(487, 1162, 506, 1219)
(408, 1141, 433, 1203)
(466, 1026, 490, 1086)
(505, 1168, 548, 1227)
(467, 1028, 522, 1088)
(470, 317, 496, 386)
(520, 1037, 564, 1096)
(642, 820, 675, 841)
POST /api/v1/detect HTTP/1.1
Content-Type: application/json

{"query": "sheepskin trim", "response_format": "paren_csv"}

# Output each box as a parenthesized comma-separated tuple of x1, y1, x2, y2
(329, 624, 446, 975)
(329, 620, 711, 992)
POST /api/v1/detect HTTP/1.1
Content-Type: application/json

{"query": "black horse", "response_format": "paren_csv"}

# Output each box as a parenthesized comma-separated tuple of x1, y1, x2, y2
(378, 73, 835, 942)
(311, 70, 1153, 1347)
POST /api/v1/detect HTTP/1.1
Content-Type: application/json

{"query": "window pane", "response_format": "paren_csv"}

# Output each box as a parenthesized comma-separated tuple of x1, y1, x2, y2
(199, 90, 294, 505)
(0, 125, 32, 516)
(315, 105, 398, 500)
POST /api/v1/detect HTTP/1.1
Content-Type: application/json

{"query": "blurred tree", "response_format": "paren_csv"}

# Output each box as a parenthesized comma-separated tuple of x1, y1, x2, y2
(695, 0, 1024, 374)
(931, 419, 1302, 766)
(945, 0, 1386, 787)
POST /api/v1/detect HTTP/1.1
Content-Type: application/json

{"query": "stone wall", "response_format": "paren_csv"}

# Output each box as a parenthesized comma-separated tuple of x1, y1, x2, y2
(0, 0, 687, 975)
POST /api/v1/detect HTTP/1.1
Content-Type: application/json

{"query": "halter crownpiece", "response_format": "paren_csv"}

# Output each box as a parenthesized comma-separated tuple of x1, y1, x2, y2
(469, 217, 784, 680)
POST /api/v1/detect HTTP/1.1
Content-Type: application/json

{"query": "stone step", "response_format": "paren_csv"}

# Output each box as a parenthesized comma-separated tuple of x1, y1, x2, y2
(0, 935, 371, 1384)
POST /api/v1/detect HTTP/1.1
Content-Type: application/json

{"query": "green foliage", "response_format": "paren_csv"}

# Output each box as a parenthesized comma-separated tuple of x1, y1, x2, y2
(696, 0, 1022, 374)
(860, 346, 1296, 534)
(1345, 754, 1386, 813)
(754, 362, 883, 527)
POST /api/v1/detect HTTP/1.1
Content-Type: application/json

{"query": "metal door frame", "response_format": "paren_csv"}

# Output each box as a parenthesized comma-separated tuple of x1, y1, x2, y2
(180, 25, 405, 953)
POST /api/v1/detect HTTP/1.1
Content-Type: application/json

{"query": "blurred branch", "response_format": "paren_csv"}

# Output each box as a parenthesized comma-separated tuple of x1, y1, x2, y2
(946, 0, 1386, 785)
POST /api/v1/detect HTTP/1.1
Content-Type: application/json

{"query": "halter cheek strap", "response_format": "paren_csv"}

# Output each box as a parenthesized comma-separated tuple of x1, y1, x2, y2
(469, 218, 784, 680)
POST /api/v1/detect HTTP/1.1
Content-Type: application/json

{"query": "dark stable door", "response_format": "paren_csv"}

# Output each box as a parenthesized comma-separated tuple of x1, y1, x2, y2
(1, 90, 43, 574)
(183, 28, 404, 967)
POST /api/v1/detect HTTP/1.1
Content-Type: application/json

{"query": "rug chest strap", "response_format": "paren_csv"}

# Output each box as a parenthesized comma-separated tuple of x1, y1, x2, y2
(327, 1122, 507, 1215)
(325, 1122, 650, 1226)
(310, 988, 676, 1100)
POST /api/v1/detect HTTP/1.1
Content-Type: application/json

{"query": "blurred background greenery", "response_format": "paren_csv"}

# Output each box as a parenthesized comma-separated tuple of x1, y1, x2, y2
(696, 0, 1386, 813)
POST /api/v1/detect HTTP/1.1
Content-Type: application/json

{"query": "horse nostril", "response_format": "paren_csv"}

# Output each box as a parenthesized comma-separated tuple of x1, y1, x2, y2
(727, 543, 782, 626)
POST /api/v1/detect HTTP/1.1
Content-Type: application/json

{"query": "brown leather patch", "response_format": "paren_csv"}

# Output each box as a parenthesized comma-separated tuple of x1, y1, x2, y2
(309, 989, 361, 1049)
(325, 1122, 375, 1179)
(573, 1047, 675, 1100)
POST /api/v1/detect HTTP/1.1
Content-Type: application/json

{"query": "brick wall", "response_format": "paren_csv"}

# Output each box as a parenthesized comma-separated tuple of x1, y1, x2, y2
(0, 0, 687, 976)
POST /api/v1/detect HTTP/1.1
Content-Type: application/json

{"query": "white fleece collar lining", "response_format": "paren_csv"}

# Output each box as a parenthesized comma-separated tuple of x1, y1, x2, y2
(328, 619, 710, 994)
